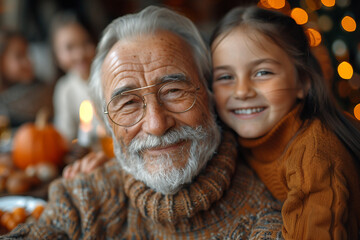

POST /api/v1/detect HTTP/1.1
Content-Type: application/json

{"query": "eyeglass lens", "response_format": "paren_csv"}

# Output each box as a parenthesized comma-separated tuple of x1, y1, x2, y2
(107, 81, 198, 127)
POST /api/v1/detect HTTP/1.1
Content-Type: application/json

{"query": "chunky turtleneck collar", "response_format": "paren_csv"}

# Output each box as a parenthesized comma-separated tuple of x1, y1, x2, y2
(121, 131, 237, 227)
(238, 105, 303, 163)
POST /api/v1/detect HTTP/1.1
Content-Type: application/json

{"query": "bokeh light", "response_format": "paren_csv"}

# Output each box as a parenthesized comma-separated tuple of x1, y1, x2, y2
(258, 0, 272, 8)
(337, 61, 353, 79)
(354, 103, 360, 120)
(268, 0, 285, 9)
(318, 15, 333, 32)
(332, 39, 348, 58)
(291, 8, 308, 25)
(321, 0, 335, 7)
(341, 16, 356, 32)
(305, 0, 322, 10)
(306, 28, 322, 47)
(79, 100, 94, 124)
(278, 1, 292, 15)
(336, 0, 351, 8)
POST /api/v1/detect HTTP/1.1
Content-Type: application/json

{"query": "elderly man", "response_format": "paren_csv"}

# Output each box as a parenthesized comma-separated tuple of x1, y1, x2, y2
(3, 6, 282, 239)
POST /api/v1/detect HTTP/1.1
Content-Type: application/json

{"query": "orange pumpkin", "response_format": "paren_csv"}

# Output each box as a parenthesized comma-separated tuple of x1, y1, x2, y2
(100, 136, 115, 158)
(12, 109, 68, 169)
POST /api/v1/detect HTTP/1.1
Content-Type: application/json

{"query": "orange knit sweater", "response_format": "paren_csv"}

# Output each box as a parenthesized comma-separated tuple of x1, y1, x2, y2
(239, 106, 360, 240)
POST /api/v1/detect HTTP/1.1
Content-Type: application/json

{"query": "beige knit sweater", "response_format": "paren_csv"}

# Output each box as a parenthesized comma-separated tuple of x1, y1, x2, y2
(3, 132, 283, 239)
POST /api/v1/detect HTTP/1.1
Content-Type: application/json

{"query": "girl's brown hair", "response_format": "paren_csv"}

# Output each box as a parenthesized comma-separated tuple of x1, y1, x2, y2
(210, 6, 360, 161)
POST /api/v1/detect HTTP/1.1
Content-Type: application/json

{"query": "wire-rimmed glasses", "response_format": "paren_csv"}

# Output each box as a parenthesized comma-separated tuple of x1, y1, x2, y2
(104, 80, 200, 127)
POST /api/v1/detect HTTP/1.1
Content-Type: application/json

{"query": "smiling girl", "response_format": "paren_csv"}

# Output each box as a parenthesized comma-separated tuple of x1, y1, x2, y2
(210, 6, 360, 239)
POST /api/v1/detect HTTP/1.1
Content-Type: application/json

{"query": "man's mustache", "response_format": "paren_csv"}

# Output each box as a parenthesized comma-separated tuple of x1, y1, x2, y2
(128, 125, 207, 155)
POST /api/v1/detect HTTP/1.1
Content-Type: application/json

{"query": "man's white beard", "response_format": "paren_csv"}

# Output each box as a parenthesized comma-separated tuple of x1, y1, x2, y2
(113, 119, 221, 195)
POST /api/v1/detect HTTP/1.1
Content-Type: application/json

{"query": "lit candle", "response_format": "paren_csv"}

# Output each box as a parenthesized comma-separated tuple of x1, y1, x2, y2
(77, 100, 94, 147)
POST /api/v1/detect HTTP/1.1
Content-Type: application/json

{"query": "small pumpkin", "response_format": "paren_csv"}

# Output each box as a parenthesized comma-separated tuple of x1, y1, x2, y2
(100, 136, 115, 158)
(12, 109, 68, 169)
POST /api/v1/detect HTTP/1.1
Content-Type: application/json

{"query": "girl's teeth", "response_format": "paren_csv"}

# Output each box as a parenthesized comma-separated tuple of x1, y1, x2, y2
(234, 108, 264, 114)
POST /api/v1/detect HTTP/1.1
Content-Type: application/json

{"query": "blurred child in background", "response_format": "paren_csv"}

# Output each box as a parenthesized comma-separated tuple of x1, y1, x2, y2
(0, 29, 53, 128)
(51, 12, 96, 142)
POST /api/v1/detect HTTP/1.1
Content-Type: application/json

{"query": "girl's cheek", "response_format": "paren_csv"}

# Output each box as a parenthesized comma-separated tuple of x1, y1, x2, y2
(213, 86, 230, 105)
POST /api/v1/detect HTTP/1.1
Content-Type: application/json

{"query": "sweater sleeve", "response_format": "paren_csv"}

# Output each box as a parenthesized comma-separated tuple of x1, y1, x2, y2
(281, 148, 350, 240)
(249, 207, 284, 240)
(1, 162, 128, 239)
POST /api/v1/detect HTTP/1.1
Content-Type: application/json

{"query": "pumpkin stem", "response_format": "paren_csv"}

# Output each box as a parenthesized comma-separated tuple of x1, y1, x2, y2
(35, 108, 49, 129)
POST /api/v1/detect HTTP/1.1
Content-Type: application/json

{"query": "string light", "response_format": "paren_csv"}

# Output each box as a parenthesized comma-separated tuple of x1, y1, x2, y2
(291, 8, 308, 25)
(268, 0, 285, 9)
(341, 16, 356, 32)
(337, 61, 353, 79)
(306, 28, 322, 47)
(321, 0, 335, 7)
(354, 103, 360, 120)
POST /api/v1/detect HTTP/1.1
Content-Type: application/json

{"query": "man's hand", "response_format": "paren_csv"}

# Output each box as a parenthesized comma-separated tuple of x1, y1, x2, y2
(62, 151, 109, 179)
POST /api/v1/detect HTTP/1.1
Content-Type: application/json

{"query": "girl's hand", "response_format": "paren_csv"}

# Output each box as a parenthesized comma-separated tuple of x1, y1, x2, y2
(62, 151, 109, 179)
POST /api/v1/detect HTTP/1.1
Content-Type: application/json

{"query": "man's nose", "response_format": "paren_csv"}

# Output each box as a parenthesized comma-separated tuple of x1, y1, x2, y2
(141, 94, 175, 136)
(233, 78, 256, 100)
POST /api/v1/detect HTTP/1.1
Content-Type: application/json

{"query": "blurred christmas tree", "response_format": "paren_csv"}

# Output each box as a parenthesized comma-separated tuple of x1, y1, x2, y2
(258, 0, 360, 120)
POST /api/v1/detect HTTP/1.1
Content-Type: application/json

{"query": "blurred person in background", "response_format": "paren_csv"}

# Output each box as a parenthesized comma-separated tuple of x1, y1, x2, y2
(51, 12, 97, 142)
(0, 29, 53, 128)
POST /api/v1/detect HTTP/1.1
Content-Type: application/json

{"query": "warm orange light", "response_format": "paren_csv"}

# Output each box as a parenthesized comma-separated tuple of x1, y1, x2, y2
(341, 16, 356, 32)
(354, 103, 360, 120)
(321, 0, 335, 7)
(291, 8, 308, 25)
(79, 100, 94, 124)
(337, 61, 353, 80)
(306, 28, 322, 47)
(268, 0, 285, 9)
(258, 0, 272, 8)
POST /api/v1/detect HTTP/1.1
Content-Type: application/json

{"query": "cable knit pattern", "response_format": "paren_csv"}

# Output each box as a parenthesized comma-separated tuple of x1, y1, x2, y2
(2, 131, 283, 239)
(239, 105, 360, 240)
(122, 132, 236, 226)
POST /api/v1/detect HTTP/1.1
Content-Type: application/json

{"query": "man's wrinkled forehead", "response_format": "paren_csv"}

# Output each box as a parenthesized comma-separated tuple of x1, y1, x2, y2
(100, 31, 198, 83)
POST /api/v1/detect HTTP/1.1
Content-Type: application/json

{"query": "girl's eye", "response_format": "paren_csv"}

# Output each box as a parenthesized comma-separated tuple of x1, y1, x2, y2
(215, 74, 234, 81)
(255, 70, 272, 77)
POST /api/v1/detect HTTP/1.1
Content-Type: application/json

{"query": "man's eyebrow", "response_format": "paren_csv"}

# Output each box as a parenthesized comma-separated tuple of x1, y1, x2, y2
(111, 86, 134, 99)
(110, 73, 187, 98)
(160, 73, 187, 82)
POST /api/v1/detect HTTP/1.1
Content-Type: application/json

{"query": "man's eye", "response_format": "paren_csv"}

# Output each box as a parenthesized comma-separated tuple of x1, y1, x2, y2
(255, 70, 272, 77)
(215, 75, 233, 81)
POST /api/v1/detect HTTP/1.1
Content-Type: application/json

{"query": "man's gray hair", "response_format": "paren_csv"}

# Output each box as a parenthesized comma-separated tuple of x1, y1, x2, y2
(89, 6, 212, 128)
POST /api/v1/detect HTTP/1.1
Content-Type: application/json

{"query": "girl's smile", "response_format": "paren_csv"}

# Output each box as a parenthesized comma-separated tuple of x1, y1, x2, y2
(212, 27, 304, 138)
